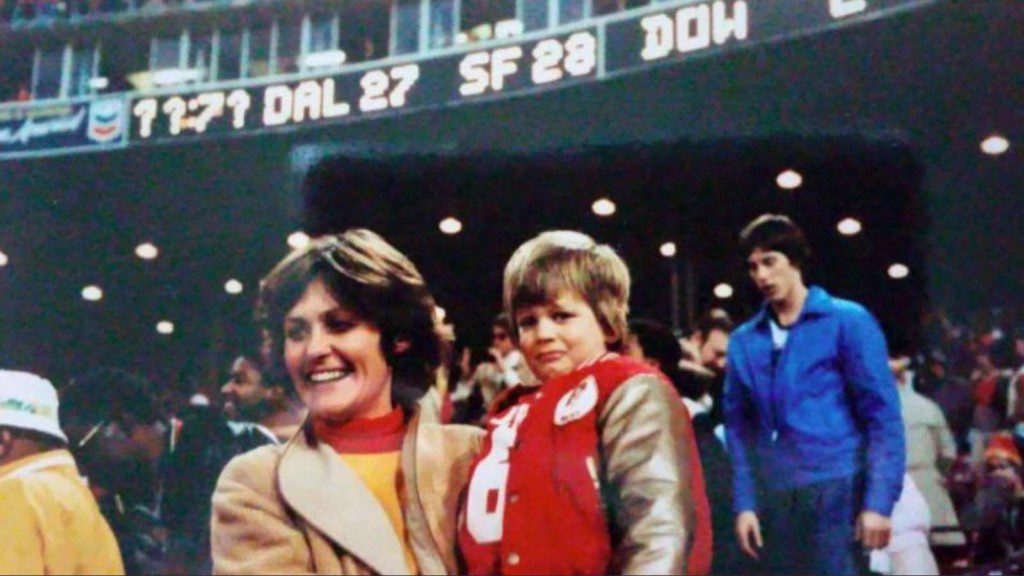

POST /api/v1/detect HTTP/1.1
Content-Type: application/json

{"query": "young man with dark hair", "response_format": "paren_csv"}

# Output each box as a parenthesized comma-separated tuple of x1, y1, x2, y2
(724, 214, 906, 575)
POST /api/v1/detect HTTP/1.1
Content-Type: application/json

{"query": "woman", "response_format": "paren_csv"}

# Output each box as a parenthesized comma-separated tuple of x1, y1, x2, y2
(211, 229, 482, 575)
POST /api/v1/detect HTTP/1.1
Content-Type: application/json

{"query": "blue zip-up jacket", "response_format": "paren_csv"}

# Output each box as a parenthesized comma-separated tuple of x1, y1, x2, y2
(723, 286, 905, 516)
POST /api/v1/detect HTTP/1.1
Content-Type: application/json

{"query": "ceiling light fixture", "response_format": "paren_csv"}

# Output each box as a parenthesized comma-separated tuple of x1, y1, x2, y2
(287, 231, 311, 250)
(439, 217, 463, 235)
(776, 169, 803, 190)
(837, 218, 863, 236)
(592, 198, 616, 216)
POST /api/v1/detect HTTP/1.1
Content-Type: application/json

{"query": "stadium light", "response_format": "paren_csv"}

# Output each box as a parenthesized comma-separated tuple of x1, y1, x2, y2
(776, 169, 803, 190)
(135, 242, 159, 260)
(82, 285, 103, 302)
(156, 320, 175, 335)
(287, 231, 311, 250)
(439, 217, 463, 235)
(88, 76, 109, 91)
(0, 251, 7, 267)
(494, 19, 524, 39)
(980, 135, 1010, 156)
(300, 50, 348, 69)
(713, 283, 734, 299)
(659, 242, 677, 257)
(888, 263, 910, 279)
(837, 218, 863, 236)
(151, 68, 205, 86)
(592, 198, 616, 217)
(224, 279, 243, 295)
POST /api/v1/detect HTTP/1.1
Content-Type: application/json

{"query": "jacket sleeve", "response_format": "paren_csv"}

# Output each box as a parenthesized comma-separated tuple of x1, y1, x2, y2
(599, 374, 695, 575)
(840, 307, 906, 517)
(210, 451, 315, 575)
(723, 340, 759, 514)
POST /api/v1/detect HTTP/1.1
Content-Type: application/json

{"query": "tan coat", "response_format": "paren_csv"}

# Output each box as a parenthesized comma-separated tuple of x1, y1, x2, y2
(899, 385, 963, 545)
(211, 410, 483, 575)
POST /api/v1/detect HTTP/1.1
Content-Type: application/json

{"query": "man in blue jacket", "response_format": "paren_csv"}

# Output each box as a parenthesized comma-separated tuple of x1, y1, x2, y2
(724, 214, 905, 575)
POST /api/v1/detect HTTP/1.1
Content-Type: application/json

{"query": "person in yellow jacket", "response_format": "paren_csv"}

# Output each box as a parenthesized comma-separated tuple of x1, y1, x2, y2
(0, 370, 124, 575)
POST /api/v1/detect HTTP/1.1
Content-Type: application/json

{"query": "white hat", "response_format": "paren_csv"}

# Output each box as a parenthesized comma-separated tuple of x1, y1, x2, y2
(0, 370, 68, 443)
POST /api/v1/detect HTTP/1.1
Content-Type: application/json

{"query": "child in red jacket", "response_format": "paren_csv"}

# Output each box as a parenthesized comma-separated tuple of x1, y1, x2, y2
(458, 230, 711, 575)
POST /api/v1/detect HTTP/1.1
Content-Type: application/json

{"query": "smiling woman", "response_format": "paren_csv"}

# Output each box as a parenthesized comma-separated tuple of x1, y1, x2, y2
(210, 229, 482, 575)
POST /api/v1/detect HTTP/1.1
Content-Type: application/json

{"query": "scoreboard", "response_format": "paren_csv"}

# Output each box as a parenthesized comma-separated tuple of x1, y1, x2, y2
(0, 0, 938, 159)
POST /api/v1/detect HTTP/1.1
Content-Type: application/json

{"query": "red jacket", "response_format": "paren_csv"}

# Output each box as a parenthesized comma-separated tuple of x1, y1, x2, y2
(459, 355, 711, 574)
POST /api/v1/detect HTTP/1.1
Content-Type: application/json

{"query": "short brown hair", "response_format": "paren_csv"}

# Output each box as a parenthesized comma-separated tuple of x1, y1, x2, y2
(258, 230, 444, 405)
(738, 214, 812, 270)
(503, 231, 630, 350)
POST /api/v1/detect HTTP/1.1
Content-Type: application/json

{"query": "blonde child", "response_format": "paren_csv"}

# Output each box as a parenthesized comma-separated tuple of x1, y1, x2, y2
(458, 231, 711, 574)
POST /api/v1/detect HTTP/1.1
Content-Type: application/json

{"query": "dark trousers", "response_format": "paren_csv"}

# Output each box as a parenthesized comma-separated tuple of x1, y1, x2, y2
(758, 474, 868, 576)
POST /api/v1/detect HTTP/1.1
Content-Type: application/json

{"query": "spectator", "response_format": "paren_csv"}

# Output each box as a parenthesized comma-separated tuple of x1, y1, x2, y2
(211, 230, 483, 574)
(0, 370, 124, 574)
(891, 353, 964, 546)
(725, 214, 905, 575)
(220, 353, 305, 442)
(627, 316, 742, 575)
(61, 368, 169, 575)
(470, 313, 535, 411)
(960, 433, 1024, 564)
(449, 343, 487, 425)
(925, 350, 974, 453)
(161, 355, 281, 575)
(690, 310, 734, 432)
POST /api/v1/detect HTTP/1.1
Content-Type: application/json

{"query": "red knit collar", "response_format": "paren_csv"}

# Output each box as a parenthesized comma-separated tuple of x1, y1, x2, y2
(312, 407, 406, 454)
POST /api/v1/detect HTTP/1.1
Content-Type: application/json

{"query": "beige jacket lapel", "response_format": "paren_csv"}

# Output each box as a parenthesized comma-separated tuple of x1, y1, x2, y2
(277, 432, 411, 576)
(399, 412, 449, 575)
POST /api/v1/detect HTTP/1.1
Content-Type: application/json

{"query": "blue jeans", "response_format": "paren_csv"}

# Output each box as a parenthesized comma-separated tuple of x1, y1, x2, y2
(758, 474, 868, 575)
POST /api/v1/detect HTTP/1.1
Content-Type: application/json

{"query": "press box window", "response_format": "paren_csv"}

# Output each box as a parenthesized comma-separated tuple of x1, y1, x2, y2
(33, 46, 66, 99)
(188, 32, 214, 80)
(247, 26, 272, 77)
(340, 2, 387, 63)
(69, 45, 98, 96)
(392, 0, 421, 55)
(151, 34, 183, 70)
(277, 19, 302, 74)
(429, 0, 455, 49)
(309, 15, 338, 53)
(217, 30, 242, 81)
(520, 0, 547, 32)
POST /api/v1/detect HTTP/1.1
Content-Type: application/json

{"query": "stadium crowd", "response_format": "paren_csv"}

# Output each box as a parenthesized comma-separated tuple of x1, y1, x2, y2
(2, 207, 1023, 576)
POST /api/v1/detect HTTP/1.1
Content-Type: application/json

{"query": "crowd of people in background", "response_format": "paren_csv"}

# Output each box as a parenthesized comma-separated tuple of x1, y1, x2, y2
(0, 0, 233, 26)
(3, 206, 1023, 576)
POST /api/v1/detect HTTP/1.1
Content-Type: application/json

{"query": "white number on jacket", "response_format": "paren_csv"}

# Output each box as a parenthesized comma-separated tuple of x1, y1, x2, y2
(466, 404, 530, 543)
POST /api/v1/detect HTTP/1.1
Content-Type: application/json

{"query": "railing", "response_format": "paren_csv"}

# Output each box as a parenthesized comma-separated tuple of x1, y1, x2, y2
(2, 0, 262, 29)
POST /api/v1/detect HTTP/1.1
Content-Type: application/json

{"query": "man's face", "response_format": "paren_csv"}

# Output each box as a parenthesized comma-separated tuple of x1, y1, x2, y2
(746, 248, 803, 305)
(221, 357, 270, 418)
(700, 329, 729, 373)
(492, 325, 514, 357)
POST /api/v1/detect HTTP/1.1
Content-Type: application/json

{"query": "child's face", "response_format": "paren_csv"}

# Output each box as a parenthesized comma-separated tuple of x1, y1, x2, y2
(514, 291, 611, 381)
